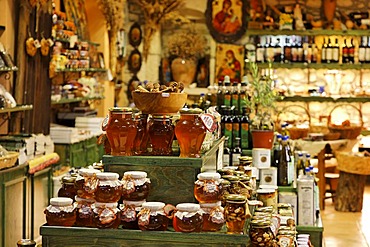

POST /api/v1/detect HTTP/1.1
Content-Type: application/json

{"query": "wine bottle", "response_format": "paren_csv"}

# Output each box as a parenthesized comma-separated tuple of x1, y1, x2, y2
(283, 37, 292, 63)
(342, 39, 349, 63)
(256, 37, 265, 63)
(231, 81, 240, 114)
(231, 137, 242, 166)
(365, 36, 370, 63)
(348, 38, 355, 64)
(359, 36, 367, 64)
(223, 76, 231, 106)
(239, 106, 250, 150)
(332, 38, 340, 63)
(321, 38, 327, 63)
(326, 38, 333, 63)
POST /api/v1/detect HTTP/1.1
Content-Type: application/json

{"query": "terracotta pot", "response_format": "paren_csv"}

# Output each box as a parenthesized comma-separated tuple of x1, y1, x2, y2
(251, 130, 274, 149)
(323, 0, 336, 24)
(171, 57, 197, 87)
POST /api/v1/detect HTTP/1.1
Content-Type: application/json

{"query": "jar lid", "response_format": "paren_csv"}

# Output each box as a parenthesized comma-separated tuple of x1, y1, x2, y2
(247, 200, 264, 206)
(225, 194, 246, 202)
(256, 188, 276, 194)
(255, 206, 274, 213)
(200, 201, 222, 208)
(96, 172, 119, 180)
(179, 107, 203, 114)
(197, 172, 221, 180)
(109, 107, 132, 112)
(220, 179, 231, 186)
(217, 168, 235, 176)
(278, 230, 297, 235)
(124, 171, 147, 179)
(234, 171, 245, 176)
(142, 202, 165, 210)
(259, 185, 278, 190)
(95, 202, 118, 208)
(75, 196, 95, 204)
(176, 203, 200, 212)
(17, 239, 36, 246)
(50, 197, 73, 206)
(250, 219, 271, 227)
(238, 175, 250, 181)
(222, 175, 240, 182)
(238, 156, 252, 163)
(277, 203, 292, 209)
(123, 200, 146, 206)
(61, 175, 76, 184)
(78, 168, 101, 177)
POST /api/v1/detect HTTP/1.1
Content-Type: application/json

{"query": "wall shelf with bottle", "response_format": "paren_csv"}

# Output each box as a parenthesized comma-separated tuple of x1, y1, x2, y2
(54, 37, 100, 47)
(278, 95, 370, 103)
(246, 29, 370, 37)
(0, 104, 33, 114)
(55, 68, 107, 73)
(51, 96, 104, 105)
(257, 62, 370, 70)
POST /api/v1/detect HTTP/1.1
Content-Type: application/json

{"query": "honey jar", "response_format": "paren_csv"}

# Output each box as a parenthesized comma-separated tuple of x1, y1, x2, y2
(137, 202, 169, 231)
(75, 168, 101, 199)
(133, 113, 149, 155)
(104, 107, 137, 156)
(200, 201, 224, 232)
(121, 171, 151, 201)
(148, 115, 174, 156)
(120, 200, 146, 229)
(93, 202, 121, 229)
(257, 188, 277, 211)
(194, 172, 222, 203)
(95, 172, 122, 203)
(44, 197, 76, 227)
(58, 174, 77, 201)
(224, 194, 249, 234)
(175, 108, 206, 158)
(173, 203, 203, 233)
(75, 196, 95, 227)
(249, 219, 275, 247)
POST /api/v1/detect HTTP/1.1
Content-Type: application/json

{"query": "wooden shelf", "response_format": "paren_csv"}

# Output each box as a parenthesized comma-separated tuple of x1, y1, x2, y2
(51, 96, 104, 105)
(55, 68, 107, 73)
(246, 29, 370, 36)
(54, 38, 100, 46)
(0, 105, 33, 114)
(278, 96, 370, 103)
(257, 62, 370, 70)
(0, 67, 18, 72)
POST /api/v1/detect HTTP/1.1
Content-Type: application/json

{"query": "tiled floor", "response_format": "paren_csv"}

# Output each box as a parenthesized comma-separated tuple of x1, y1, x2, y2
(321, 183, 370, 247)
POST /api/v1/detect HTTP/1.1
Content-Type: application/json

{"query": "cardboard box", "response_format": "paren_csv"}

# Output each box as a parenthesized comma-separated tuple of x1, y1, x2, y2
(252, 148, 271, 168)
(278, 191, 297, 223)
(297, 177, 315, 226)
(259, 167, 277, 186)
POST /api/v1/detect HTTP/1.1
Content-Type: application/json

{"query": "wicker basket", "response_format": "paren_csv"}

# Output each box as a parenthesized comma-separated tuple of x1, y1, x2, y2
(328, 104, 363, 140)
(0, 151, 19, 170)
(276, 105, 310, 140)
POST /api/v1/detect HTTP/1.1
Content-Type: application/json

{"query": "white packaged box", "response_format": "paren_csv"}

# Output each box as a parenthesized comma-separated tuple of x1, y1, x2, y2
(259, 167, 277, 186)
(278, 191, 297, 223)
(297, 177, 315, 226)
(252, 148, 271, 168)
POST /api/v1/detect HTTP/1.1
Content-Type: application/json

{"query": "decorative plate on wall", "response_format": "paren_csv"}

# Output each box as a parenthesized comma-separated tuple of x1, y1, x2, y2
(128, 22, 142, 47)
(128, 49, 142, 73)
(205, 0, 248, 43)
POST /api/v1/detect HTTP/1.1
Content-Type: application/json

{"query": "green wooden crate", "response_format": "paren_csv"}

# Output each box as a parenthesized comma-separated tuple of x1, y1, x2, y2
(103, 137, 224, 206)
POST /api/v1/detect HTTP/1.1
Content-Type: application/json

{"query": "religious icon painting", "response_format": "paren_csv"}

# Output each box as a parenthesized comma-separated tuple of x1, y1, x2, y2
(128, 49, 142, 73)
(215, 43, 244, 84)
(205, 0, 247, 43)
(128, 22, 142, 47)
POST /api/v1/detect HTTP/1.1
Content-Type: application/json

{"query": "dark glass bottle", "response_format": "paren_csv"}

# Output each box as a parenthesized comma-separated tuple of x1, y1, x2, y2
(232, 109, 240, 144)
(216, 80, 224, 108)
(231, 137, 242, 166)
(278, 136, 290, 186)
(239, 106, 250, 150)
(223, 76, 232, 106)
(348, 38, 355, 64)
(256, 37, 265, 63)
(297, 37, 304, 62)
(291, 36, 298, 62)
(283, 37, 292, 63)
(326, 38, 333, 63)
(238, 76, 248, 111)
(223, 107, 233, 149)
(332, 38, 340, 63)
(223, 137, 231, 167)
(296, 152, 305, 178)
(321, 38, 327, 63)
(274, 38, 283, 63)
(342, 39, 349, 63)
(231, 81, 239, 114)
(272, 134, 282, 168)
(359, 36, 367, 64)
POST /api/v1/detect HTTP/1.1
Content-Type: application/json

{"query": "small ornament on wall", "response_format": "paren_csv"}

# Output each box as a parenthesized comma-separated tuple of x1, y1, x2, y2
(128, 22, 142, 47)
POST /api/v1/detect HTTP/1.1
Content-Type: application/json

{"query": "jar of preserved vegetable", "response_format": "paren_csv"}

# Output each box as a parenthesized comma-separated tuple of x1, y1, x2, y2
(257, 188, 277, 211)
(75, 168, 101, 199)
(120, 200, 145, 229)
(200, 201, 224, 232)
(277, 229, 296, 247)
(173, 203, 203, 233)
(224, 194, 249, 234)
(222, 175, 241, 195)
(104, 107, 137, 156)
(194, 172, 222, 203)
(58, 174, 77, 201)
(249, 219, 275, 247)
(137, 202, 169, 231)
(95, 172, 122, 203)
(44, 197, 76, 227)
(93, 202, 121, 229)
(148, 115, 174, 156)
(121, 171, 151, 201)
(175, 108, 206, 158)
(75, 196, 95, 227)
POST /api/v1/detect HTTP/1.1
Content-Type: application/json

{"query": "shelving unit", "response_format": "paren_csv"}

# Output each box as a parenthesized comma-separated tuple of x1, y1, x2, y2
(246, 29, 370, 36)
(278, 95, 370, 103)
(0, 105, 33, 114)
(54, 37, 100, 46)
(0, 67, 18, 72)
(51, 96, 104, 105)
(257, 62, 370, 70)
(55, 68, 107, 73)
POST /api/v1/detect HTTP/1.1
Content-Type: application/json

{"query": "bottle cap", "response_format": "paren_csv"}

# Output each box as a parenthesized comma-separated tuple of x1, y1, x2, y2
(276, 134, 282, 139)
(282, 136, 289, 141)
(305, 167, 311, 173)
(298, 152, 303, 157)
(95, 202, 118, 208)
(224, 75, 230, 83)
(306, 153, 311, 158)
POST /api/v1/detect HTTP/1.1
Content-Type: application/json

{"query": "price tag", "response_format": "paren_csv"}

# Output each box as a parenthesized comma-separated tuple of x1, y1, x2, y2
(33, 39, 41, 48)
(200, 113, 217, 132)
(161, 92, 170, 98)
(101, 115, 109, 131)
(217, 140, 224, 170)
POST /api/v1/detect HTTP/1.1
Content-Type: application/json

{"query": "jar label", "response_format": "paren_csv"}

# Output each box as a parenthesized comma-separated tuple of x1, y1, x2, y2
(102, 114, 109, 131)
(210, 208, 225, 224)
(138, 209, 150, 226)
(205, 181, 218, 193)
(99, 207, 116, 224)
(200, 114, 217, 132)
(121, 205, 137, 222)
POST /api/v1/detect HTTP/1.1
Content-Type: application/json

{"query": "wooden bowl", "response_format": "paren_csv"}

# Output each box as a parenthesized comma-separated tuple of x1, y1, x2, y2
(132, 91, 187, 114)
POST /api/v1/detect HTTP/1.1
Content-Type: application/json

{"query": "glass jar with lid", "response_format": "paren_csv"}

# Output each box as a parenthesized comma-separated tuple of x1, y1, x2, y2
(58, 174, 77, 201)
(133, 113, 149, 155)
(224, 194, 248, 234)
(175, 108, 207, 158)
(249, 219, 275, 247)
(137, 202, 169, 231)
(222, 175, 241, 195)
(200, 201, 224, 232)
(194, 172, 222, 203)
(277, 229, 296, 247)
(75, 196, 95, 227)
(74, 168, 101, 199)
(121, 171, 151, 201)
(257, 188, 277, 211)
(173, 203, 203, 233)
(44, 197, 76, 227)
(104, 107, 137, 156)
(17, 239, 36, 247)
(120, 200, 146, 229)
(93, 202, 121, 229)
(148, 115, 175, 156)
(95, 172, 122, 203)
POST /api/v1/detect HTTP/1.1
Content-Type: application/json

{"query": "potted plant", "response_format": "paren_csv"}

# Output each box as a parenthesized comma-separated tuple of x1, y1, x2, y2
(245, 62, 277, 149)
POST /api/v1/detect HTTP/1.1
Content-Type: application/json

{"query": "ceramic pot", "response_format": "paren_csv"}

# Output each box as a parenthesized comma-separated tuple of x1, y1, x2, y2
(251, 130, 274, 149)
(171, 57, 197, 87)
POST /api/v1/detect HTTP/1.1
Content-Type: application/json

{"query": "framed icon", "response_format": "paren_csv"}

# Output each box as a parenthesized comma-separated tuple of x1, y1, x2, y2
(128, 49, 142, 73)
(205, 0, 248, 43)
(215, 43, 244, 84)
(128, 22, 142, 47)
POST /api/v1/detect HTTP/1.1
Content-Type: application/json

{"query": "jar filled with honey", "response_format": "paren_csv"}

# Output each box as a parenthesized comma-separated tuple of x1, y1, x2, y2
(104, 107, 137, 156)
(121, 171, 151, 201)
(95, 172, 122, 203)
(44, 197, 76, 227)
(133, 113, 149, 155)
(148, 115, 174, 156)
(200, 201, 225, 232)
(175, 108, 206, 158)
(93, 202, 121, 229)
(120, 200, 146, 229)
(224, 194, 249, 234)
(75, 196, 95, 227)
(173, 203, 203, 233)
(58, 174, 77, 201)
(194, 172, 222, 203)
(75, 168, 101, 199)
(137, 202, 169, 231)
